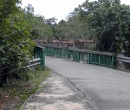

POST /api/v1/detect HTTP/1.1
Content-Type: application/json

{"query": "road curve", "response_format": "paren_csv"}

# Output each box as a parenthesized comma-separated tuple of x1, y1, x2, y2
(46, 56, 130, 110)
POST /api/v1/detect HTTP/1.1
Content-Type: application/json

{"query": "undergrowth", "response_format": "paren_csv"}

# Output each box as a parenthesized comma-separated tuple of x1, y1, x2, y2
(0, 66, 49, 110)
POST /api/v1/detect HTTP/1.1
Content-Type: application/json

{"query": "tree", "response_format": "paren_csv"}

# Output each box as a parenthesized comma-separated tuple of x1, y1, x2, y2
(23, 4, 53, 40)
(45, 17, 58, 40)
(0, 0, 35, 85)
(54, 14, 90, 41)
(54, 20, 66, 40)
(77, 0, 130, 55)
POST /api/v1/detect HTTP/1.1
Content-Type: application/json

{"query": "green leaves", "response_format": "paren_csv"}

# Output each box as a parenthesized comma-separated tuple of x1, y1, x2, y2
(23, 4, 53, 40)
(0, 0, 35, 85)
(76, 0, 130, 55)
(54, 15, 90, 41)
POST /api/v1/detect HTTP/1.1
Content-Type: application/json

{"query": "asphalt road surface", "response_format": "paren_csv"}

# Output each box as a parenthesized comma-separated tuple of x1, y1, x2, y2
(46, 56, 130, 110)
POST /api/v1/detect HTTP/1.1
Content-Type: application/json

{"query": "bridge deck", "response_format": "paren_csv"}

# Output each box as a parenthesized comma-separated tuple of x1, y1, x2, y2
(46, 56, 130, 110)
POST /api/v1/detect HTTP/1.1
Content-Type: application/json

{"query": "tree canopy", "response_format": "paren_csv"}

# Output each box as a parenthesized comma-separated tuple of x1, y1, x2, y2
(0, 0, 34, 85)
(74, 0, 130, 55)
(23, 4, 53, 40)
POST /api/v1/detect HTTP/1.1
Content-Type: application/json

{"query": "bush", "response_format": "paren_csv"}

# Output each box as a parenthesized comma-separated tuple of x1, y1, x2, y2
(0, 0, 35, 86)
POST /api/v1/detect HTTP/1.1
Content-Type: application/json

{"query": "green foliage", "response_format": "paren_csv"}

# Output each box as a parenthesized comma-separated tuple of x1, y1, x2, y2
(0, 0, 20, 20)
(45, 17, 58, 40)
(24, 4, 53, 40)
(54, 15, 90, 41)
(0, 67, 49, 110)
(0, 0, 35, 85)
(54, 20, 66, 40)
(76, 0, 130, 55)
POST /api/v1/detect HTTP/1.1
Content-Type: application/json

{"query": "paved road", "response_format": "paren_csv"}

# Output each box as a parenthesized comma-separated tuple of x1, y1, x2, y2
(46, 56, 130, 110)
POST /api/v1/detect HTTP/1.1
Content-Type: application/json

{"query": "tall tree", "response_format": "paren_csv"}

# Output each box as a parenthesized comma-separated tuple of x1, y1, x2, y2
(0, 0, 35, 85)
(23, 4, 53, 40)
(77, 0, 130, 55)
(55, 15, 90, 41)
(45, 17, 58, 40)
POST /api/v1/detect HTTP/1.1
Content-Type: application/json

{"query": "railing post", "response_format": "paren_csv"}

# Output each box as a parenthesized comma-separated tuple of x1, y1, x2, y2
(77, 51, 80, 62)
(111, 56, 114, 68)
(67, 47, 69, 59)
(88, 53, 90, 64)
(35, 46, 45, 70)
(99, 55, 101, 66)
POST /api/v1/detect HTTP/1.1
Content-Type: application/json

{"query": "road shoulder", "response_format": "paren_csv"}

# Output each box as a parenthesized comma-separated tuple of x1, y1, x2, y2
(22, 71, 91, 110)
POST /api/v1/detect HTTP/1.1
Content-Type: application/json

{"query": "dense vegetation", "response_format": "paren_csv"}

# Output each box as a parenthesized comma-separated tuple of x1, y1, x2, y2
(76, 0, 130, 55)
(54, 0, 130, 56)
(0, 0, 52, 85)
(0, 67, 49, 110)
(0, 0, 33, 85)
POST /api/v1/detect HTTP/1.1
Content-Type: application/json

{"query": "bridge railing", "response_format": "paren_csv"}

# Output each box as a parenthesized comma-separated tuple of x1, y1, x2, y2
(117, 56, 130, 68)
(45, 46, 116, 68)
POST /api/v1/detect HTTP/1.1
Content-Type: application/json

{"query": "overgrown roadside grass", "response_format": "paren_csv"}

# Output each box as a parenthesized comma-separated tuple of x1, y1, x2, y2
(0, 67, 50, 110)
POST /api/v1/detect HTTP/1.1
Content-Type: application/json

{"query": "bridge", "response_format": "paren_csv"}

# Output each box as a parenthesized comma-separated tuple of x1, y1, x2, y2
(39, 46, 130, 110)
(46, 56, 130, 110)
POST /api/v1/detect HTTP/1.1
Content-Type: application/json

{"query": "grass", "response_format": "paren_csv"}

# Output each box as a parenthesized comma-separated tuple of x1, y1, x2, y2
(0, 66, 49, 110)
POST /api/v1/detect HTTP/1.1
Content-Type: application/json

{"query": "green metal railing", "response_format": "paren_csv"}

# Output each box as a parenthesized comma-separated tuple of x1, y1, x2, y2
(45, 46, 116, 68)
(34, 46, 45, 70)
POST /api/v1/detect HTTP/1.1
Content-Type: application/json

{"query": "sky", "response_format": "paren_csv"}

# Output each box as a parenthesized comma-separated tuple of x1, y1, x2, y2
(21, 0, 130, 21)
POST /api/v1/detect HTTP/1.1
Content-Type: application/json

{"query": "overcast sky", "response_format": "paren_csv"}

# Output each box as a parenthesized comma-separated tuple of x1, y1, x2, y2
(21, 0, 130, 21)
